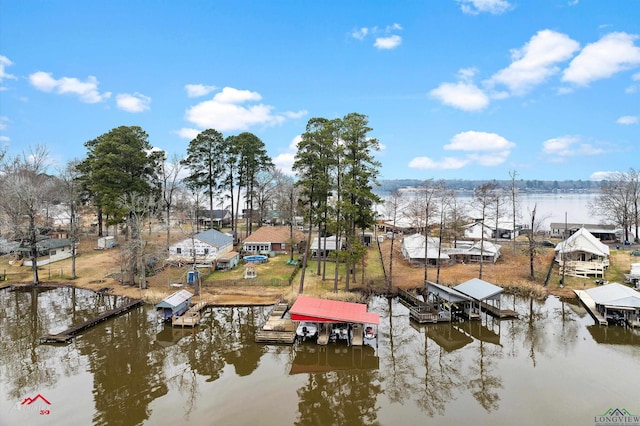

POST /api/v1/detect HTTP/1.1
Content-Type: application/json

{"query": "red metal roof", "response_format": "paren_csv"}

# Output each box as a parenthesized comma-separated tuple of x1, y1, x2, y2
(289, 295, 380, 324)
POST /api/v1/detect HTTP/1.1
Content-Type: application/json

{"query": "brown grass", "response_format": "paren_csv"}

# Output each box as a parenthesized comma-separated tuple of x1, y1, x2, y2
(3, 231, 635, 305)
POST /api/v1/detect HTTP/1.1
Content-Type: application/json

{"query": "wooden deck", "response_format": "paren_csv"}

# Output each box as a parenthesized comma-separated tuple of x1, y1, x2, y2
(574, 289, 608, 325)
(398, 288, 454, 323)
(172, 301, 208, 327)
(40, 299, 143, 343)
(255, 302, 297, 344)
(480, 302, 519, 319)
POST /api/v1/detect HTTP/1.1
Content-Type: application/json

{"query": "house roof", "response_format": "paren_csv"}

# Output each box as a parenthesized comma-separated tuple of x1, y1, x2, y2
(454, 278, 504, 301)
(242, 226, 305, 244)
(550, 222, 616, 231)
(555, 227, 609, 257)
(195, 229, 233, 247)
(289, 295, 380, 325)
(586, 283, 640, 309)
(155, 290, 193, 309)
(310, 236, 343, 251)
(401, 233, 447, 260)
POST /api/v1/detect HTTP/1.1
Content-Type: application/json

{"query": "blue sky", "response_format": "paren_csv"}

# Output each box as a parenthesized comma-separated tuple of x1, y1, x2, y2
(1, 0, 639, 181)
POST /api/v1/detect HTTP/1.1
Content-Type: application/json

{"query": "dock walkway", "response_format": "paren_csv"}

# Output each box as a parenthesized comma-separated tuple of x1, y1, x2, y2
(40, 299, 143, 343)
(480, 302, 519, 319)
(172, 301, 208, 327)
(255, 302, 297, 344)
(574, 289, 608, 325)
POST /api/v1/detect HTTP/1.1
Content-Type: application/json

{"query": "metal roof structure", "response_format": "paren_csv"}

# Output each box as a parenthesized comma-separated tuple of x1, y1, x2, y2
(155, 290, 193, 309)
(195, 229, 233, 248)
(401, 234, 448, 260)
(453, 278, 504, 302)
(289, 295, 380, 325)
(586, 283, 640, 309)
(426, 281, 472, 303)
(555, 227, 609, 257)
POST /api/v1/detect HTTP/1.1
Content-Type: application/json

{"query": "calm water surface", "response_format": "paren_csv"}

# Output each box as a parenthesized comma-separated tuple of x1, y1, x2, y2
(1, 287, 639, 426)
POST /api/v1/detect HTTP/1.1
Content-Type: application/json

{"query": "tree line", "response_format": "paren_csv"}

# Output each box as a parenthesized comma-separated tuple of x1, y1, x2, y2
(0, 120, 637, 291)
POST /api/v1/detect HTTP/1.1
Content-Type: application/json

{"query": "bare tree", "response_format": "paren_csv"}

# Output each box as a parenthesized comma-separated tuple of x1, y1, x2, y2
(590, 168, 639, 243)
(472, 183, 498, 279)
(58, 160, 82, 279)
(509, 170, 520, 255)
(160, 153, 183, 251)
(0, 146, 54, 285)
(384, 189, 405, 291)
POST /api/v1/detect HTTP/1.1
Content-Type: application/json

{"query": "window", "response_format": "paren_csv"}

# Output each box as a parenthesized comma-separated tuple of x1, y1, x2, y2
(204, 248, 209, 255)
(176, 248, 182, 254)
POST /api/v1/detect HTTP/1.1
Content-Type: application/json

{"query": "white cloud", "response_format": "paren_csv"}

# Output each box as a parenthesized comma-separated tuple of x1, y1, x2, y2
(458, 0, 511, 15)
(0, 116, 8, 131)
(29, 71, 111, 103)
(185, 84, 217, 98)
(116, 92, 151, 113)
(590, 171, 618, 180)
(408, 156, 468, 170)
(409, 131, 514, 170)
(0, 56, 17, 90)
(273, 135, 301, 176)
(617, 115, 638, 125)
(352, 27, 369, 40)
(0, 135, 9, 142)
(542, 135, 604, 161)
(445, 130, 516, 152)
(489, 30, 580, 95)
(184, 86, 307, 132)
(374, 35, 402, 50)
(175, 128, 201, 140)
(430, 81, 489, 111)
(562, 32, 640, 86)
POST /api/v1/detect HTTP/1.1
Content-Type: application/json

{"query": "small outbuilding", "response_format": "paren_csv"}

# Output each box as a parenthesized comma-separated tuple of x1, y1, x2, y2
(585, 283, 640, 327)
(555, 227, 609, 278)
(155, 290, 193, 322)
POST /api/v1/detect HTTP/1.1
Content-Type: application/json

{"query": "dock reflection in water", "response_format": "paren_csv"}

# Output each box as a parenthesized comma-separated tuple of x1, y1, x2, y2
(1, 289, 640, 426)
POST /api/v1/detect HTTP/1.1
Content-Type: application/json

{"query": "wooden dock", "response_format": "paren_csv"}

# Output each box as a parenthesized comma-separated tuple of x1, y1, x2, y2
(255, 302, 297, 344)
(40, 299, 143, 343)
(172, 301, 208, 327)
(398, 288, 452, 323)
(480, 302, 519, 319)
(317, 323, 331, 345)
(574, 289, 608, 325)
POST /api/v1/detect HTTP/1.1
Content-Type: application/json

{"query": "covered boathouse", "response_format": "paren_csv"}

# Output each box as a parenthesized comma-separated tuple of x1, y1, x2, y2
(453, 278, 518, 319)
(155, 290, 193, 322)
(289, 295, 380, 345)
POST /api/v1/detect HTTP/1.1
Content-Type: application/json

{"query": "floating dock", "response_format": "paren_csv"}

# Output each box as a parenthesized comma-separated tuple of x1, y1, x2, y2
(255, 302, 297, 344)
(172, 301, 208, 327)
(399, 288, 452, 323)
(40, 299, 143, 343)
(480, 301, 519, 319)
(574, 289, 608, 325)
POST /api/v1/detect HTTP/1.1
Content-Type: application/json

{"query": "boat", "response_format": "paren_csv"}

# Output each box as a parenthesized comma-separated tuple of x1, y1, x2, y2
(296, 321, 318, 339)
(364, 326, 377, 340)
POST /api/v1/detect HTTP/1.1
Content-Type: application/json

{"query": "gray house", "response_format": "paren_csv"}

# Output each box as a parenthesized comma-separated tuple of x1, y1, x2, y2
(168, 229, 233, 264)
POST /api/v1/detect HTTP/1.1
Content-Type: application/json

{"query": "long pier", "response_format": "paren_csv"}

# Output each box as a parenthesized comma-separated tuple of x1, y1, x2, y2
(40, 299, 144, 343)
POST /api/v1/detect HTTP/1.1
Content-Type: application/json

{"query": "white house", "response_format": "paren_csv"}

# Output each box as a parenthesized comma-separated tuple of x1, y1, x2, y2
(21, 238, 74, 266)
(169, 229, 233, 264)
(401, 233, 449, 266)
(555, 227, 609, 278)
(310, 235, 344, 258)
(446, 240, 502, 264)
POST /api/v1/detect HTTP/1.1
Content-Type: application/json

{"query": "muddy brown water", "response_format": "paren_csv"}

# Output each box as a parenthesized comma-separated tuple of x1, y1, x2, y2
(1, 287, 638, 425)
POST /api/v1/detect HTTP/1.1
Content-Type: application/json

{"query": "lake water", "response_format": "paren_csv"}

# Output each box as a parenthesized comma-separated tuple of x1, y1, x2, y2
(1, 287, 639, 426)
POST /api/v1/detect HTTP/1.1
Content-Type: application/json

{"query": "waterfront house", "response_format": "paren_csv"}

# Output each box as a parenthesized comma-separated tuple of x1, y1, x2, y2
(446, 240, 501, 264)
(549, 222, 617, 241)
(19, 237, 74, 266)
(401, 233, 450, 266)
(197, 209, 232, 228)
(168, 229, 233, 265)
(555, 227, 609, 278)
(242, 226, 305, 255)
